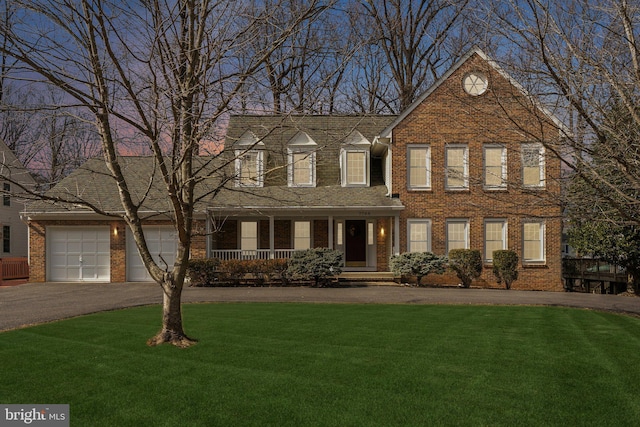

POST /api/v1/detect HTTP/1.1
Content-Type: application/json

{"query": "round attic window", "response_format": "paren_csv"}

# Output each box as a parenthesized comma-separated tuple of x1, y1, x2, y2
(463, 72, 488, 96)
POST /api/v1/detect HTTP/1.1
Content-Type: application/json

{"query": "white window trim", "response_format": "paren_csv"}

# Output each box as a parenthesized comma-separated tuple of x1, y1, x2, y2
(523, 221, 546, 264)
(522, 143, 546, 188)
(340, 148, 370, 187)
(407, 145, 432, 190)
(407, 219, 432, 253)
(484, 219, 507, 263)
(287, 149, 316, 187)
(445, 144, 469, 190)
(446, 219, 470, 253)
(235, 149, 264, 187)
(483, 144, 507, 189)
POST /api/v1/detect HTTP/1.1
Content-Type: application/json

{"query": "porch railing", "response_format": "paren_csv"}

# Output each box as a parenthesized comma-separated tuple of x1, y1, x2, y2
(210, 249, 296, 261)
(0, 257, 29, 283)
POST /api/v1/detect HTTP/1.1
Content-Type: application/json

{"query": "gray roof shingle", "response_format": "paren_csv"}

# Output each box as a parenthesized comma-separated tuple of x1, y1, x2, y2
(26, 115, 404, 217)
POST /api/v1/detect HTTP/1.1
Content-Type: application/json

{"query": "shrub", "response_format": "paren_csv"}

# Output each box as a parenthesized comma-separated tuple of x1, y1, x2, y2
(262, 259, 290, 285)
(493, 250, 519, 289)
(448, 249, 483, 288)
(243, 259, 267, 285)
(218, 259, 249, 286)
(186, 258, 220, 287)
(390, 252, 447, 286)
(287, 248, 343, 286)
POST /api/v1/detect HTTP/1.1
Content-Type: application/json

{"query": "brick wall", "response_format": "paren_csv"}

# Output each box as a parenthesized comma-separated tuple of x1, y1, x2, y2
(391, 53, 563, 291)
(314, 220, 328, 248)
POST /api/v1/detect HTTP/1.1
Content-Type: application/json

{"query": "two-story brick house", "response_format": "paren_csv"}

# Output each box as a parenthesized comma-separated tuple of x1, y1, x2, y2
(24, 48, 563, 289)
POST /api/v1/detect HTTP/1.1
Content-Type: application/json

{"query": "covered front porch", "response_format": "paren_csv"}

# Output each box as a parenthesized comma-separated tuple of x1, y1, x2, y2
(206, 208, 402, 272)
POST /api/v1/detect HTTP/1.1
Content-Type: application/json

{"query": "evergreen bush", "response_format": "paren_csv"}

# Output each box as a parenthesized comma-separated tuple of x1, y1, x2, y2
(390, 252, 447, 286)
(492, 250, 519, 289)
(287, 248, 343, 286)
(448, 249, 483, 288)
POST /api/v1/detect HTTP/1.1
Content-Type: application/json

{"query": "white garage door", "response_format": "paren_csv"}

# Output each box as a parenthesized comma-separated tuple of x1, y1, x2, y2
(47, 227, 111, 282)
(127, 227, 178, 281)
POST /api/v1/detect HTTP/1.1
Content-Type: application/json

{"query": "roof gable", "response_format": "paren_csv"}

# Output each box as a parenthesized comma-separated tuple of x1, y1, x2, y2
(288, 131, 316, 146)
(380, 47, 567, 137)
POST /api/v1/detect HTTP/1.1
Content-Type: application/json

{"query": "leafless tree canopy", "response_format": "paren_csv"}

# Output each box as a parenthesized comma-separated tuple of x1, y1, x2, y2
(475, 0, 640, 226)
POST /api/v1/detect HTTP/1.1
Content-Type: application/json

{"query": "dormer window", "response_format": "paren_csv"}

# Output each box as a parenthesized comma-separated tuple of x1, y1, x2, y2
(234, 131, 264, 187)
(287, 132, 316, 187)
(340, 130, 370, 187)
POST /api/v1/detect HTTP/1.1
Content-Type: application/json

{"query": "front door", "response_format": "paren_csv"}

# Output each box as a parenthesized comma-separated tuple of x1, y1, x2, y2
(345, 220, 367, 267)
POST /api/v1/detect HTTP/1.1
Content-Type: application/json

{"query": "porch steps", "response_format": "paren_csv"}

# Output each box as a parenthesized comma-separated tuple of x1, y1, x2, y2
(338, 272, 398, 284)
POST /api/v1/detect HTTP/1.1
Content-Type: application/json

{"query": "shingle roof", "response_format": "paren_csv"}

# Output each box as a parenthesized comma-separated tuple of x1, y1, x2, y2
(225, 114, 397, 187)
(24, 156, 226, 217)
(25, 115, 404, 217)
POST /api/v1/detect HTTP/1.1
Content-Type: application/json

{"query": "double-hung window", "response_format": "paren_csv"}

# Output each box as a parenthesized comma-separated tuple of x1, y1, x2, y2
(523, 221, 545, 263)
(344, 150, 368, 185)
(240, 221, 258, 255)
(287, 132, 316, 187)
(484, 219, 507, 263)
(289, 151, 315, 187)
(2, 225, 9, 253)
(234, 130, 264, 187)
(483, 145, 507, 189)
(293, 221, 312, 250)
(235, 150, 264, 187)
(3, 183, 10, 206)
(407, 145, 431, 189)
(446, 219, 469, 253)
(522, 143, 545, 187)
(445, 145, 469, 189)
(407, 219, 432, 252)
(341, 130, 370, 187)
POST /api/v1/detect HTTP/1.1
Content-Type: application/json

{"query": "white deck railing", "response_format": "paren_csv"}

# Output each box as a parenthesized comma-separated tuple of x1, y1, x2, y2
(209, 249, 296, 260)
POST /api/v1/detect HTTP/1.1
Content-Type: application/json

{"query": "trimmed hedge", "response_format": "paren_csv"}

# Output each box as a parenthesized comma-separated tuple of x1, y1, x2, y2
(492, 250, 519, 289)
(187, 258, 290, 287)
(448, 249, 483, 288)
(186, 258, 221, 286)
(390, 252, 447, 286)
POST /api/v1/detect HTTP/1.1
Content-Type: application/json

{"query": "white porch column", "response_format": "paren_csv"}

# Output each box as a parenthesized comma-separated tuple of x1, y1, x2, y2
(394, 213, 400, 256)
(328, 215, 334, 249)
(205, 211, 211, 258)
(269, 216, 275, 259)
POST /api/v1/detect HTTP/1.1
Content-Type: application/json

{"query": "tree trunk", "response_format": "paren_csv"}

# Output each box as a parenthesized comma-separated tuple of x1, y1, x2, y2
(628, 270, 639, 295)
(147, 277, 197, 348)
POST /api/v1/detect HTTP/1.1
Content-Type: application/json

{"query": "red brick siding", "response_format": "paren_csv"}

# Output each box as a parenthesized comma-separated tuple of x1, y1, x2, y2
(391, 53, 563, 290)
(314, 220, 328, 248)
(376, 217, 391, 271)
(111, 222, 126, 282)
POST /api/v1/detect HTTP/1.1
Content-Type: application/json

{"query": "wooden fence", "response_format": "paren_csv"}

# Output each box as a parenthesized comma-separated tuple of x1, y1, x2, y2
(0, 257, 29, 284)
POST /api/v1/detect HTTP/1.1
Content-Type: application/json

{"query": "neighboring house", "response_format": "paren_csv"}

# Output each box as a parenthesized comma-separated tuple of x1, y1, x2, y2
(0, 139, 36, 257)
(24, 48, 564, 289)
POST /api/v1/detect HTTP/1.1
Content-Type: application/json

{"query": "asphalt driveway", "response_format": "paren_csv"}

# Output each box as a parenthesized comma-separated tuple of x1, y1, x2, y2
(1, 282, 640, 332)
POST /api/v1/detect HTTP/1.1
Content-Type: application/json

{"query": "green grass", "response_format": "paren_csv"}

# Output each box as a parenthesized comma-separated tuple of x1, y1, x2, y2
(2, 304, 640, 426)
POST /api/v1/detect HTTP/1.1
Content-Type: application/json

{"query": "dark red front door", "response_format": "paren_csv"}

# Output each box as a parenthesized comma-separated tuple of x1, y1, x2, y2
(345, 220, 366, 267)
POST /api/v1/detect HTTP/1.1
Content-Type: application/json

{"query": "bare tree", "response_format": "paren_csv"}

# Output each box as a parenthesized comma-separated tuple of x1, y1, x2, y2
(479, 0, 640, 226)
(0, 0, 325, 347)
(360, 0, 470, 111)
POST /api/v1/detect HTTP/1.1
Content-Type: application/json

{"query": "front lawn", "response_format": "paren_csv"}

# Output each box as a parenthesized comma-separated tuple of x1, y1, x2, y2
(1, 304, 639, 426)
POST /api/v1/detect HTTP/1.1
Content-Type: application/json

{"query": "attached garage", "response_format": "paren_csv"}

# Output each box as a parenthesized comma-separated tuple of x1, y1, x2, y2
(47, 226, 111, 282)
(126, 226, 178, 281)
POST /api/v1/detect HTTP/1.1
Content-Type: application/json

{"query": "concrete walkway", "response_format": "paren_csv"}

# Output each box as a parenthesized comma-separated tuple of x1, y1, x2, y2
(1, 282, 639, 331)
